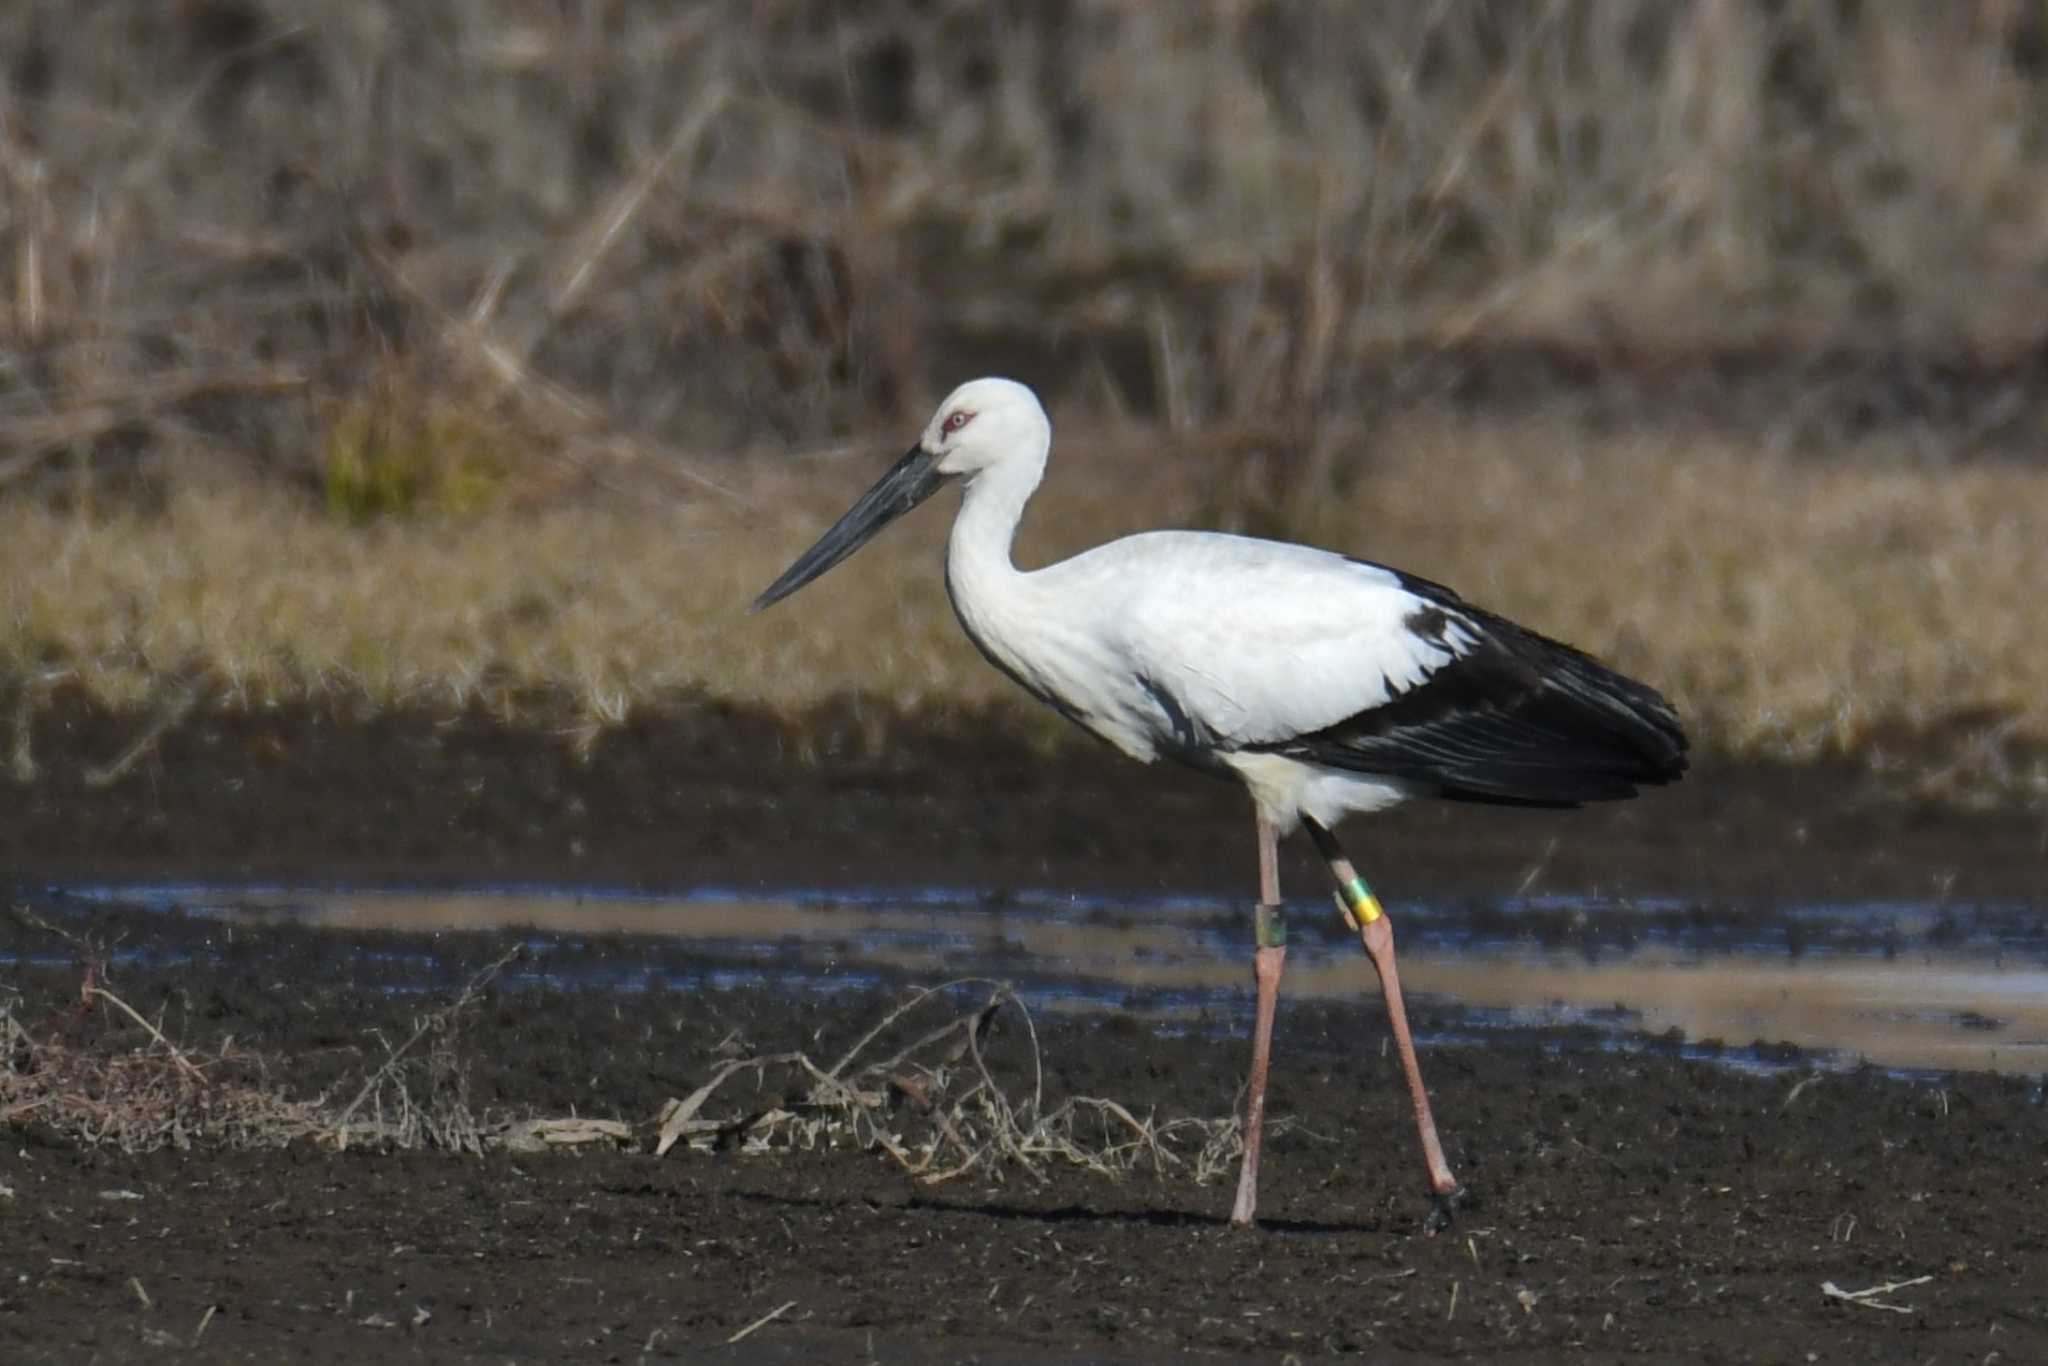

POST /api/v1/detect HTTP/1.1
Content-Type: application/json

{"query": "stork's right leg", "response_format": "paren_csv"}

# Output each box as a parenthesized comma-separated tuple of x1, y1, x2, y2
(1229, 813, 1287, 1227)
(1303, 816, 1465, 1233)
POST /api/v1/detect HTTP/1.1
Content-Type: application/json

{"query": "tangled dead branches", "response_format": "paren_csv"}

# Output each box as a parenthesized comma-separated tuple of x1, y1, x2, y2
(0, 917, 625, 1155)
(0, 993, 334, 1151)
(4, 903, 1248, 1179)
(654, 978, 1252, 1187)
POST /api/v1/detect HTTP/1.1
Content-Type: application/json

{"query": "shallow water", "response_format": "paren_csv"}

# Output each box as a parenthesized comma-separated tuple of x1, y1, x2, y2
(45, 882, 2048, 1077)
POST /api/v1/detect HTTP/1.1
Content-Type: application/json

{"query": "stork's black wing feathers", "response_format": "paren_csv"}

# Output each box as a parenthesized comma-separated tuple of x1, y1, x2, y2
(1247, 571, 1689, 808)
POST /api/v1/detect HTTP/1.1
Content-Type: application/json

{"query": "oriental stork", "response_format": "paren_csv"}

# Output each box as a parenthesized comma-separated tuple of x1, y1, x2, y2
(753, 377, 1687, 1230)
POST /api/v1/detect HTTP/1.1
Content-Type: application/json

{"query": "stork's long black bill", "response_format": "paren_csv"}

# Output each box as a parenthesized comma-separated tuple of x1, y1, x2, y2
(750, 446, 946, 613)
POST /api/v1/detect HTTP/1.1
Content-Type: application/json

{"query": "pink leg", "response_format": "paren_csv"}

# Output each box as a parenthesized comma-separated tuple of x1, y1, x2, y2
(1305, 817, 1464, 1232)
(1229, 814, 1286, 1227)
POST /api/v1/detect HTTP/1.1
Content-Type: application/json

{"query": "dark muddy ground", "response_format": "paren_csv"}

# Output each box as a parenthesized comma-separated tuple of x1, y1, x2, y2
(2, 696, 2047, 1363)
(5, 689, 2046, 903)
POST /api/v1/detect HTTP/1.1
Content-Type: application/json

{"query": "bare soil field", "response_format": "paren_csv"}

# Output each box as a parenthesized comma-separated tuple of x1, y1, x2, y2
(2, 1007, 2044, 1363)
(3, 703, 2046, 1364)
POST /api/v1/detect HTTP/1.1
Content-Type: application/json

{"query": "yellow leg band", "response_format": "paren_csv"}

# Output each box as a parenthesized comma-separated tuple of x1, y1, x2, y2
(1337, 876, 1383, 926)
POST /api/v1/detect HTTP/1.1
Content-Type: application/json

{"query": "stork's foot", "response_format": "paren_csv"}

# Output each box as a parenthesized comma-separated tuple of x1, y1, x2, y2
(1227, 1159, 1263, 1228)
(1422, 1183, 1471, 1236)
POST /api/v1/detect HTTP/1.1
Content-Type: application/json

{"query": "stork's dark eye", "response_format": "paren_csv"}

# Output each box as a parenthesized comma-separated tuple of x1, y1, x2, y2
(942, 410, 972, 435)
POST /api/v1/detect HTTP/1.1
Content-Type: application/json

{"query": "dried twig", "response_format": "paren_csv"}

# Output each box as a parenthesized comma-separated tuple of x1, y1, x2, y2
(499, 1117, 635, 1151)
(548, 81, 730, 327)
(1781, 1075, 1825, 1110)
(8, 671, 70, 784)
(334, 944, 522, 1145)
(824, 978, 984, 1080)
(1820, 1275, 1932, 1314)
(652, 1051, 806, 1157)
(726, 1299, 797, 1345)
(83, 987, 207, 1083)
(82, 679, 209, 789)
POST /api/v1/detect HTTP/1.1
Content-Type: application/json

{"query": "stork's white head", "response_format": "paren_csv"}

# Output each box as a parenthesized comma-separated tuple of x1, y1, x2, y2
(921, 377, 1051, 477)
(751, 376, 1050, 613)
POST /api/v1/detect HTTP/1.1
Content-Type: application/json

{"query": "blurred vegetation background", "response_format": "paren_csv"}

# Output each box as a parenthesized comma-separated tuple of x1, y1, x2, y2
(2, 0, 2045, 798)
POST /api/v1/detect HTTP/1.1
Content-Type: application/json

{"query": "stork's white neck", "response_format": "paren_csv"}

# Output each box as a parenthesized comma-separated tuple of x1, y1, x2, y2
(942, 449, 1052, 697)
(938, 439, 1157, 764)
(945, 450, 1044, 601)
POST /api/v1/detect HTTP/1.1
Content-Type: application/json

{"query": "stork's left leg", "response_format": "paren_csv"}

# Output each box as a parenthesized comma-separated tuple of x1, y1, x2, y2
(1303, 816, 1465, 1233)
(1229, 813, 1287, 1227)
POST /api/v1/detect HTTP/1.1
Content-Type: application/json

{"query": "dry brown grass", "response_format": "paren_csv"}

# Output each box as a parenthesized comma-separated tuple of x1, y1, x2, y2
(3, 409, 2043, 786)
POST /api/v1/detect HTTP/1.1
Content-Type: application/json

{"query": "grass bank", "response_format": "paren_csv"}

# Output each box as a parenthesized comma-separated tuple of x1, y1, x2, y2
(5, 410, 2041, 800)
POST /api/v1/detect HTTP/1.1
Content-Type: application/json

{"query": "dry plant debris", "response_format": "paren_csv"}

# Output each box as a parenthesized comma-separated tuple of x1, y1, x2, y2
(0, 909, 631, 1156)
(13, 0, 2048, 486)
(5, 911, 1241, 1185)
(0, 979, 641, 1157)
(1820, 1275, 1934, 1315)
(653, 978, 1253, 1188)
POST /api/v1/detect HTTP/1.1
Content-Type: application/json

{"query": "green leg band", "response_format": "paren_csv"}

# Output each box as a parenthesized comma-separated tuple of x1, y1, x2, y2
(1253, 901, 1287, 949)
(1337, 876, 1384, 926)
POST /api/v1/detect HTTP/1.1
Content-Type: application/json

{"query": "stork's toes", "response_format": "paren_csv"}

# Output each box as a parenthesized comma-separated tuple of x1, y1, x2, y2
(1423, 1184, 1471, 1236)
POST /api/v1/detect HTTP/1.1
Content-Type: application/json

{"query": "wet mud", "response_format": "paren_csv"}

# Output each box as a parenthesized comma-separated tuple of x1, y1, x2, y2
(5, 689, 2045, 903)
(3, 696, 2047, 1362)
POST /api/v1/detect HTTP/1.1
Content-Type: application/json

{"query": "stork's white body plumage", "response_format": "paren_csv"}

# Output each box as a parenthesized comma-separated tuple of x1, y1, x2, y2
(754, 377, 1688, 1232)
(948, 522, 1443, 827)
